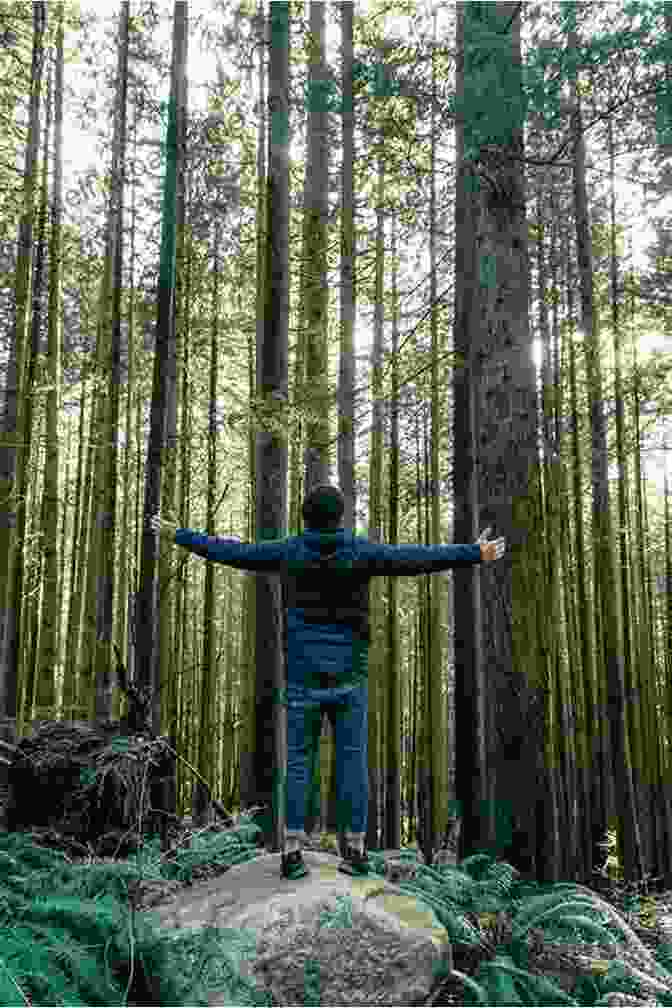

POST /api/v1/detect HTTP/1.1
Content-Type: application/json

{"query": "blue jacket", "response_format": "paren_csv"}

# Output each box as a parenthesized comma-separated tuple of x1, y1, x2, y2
(175, 527, 482, 690)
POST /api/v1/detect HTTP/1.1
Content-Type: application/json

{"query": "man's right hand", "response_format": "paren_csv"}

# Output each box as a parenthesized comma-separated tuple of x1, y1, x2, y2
(476, 527, 506, 563)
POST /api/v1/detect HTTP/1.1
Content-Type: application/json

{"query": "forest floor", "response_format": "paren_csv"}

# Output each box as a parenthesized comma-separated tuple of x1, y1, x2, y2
(22, 812, 672, 1006)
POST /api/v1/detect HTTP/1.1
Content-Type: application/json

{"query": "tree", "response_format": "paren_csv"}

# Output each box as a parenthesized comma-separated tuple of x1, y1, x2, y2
(35, 1, 65, 728)
(250, 0, 290, 851)
(135, 0, 188, 735)
(302, 0, 330, 491)
(338, 0, 356, 531)
(23, 23, 53, 725)
(0, 1, 46, 746)
(365, 149, 385, 853)
(454, 1, 544, 874)
(568, 21, 644, 885)
(452, 0, 489, 864)
(87, 0, 130, 725)
(384, 212, 401, 852)
(193, 224, 222, 824)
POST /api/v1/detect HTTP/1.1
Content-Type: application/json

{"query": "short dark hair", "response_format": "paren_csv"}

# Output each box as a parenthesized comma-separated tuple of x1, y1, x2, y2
(302, 484, 345, 530)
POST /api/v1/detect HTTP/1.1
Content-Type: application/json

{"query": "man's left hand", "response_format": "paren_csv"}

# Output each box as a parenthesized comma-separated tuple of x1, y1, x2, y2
(149, 511, 181, 539)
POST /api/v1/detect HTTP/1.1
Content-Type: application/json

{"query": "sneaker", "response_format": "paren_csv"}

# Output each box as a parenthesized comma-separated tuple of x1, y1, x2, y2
(281, 849, 310, 880)
(338, 845, 370, 877)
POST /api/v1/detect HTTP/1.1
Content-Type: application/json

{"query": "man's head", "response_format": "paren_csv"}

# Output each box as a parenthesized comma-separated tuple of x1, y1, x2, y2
(302, 484, 345, 531)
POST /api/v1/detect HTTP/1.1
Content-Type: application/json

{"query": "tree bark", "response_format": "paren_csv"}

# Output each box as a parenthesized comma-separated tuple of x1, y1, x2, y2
(24, 35, 52, 726)
(303, 0, 330, 490)
(384, 213, 401, 852)
(253, 0, 290, 851)
(135, 0, 188, 735)
(338, 0, 356, 531)
(452, 0, 488, 864)
(194, 226, 221, 825)
(90, 0, 130, 725)
(569, 26, 644, 885)
(0, 0, 46, 748)
(365, 153, 385, 854)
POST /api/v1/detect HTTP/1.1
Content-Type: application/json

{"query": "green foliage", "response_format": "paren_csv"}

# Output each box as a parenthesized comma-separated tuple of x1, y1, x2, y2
(3, 826, 672, 1007)
(0, 826, 272, 1007)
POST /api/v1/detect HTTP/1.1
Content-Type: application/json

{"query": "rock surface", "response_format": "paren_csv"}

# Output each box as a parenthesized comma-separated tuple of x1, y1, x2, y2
(228, 886, 443, 1006)
(139, 850, 450, 1006)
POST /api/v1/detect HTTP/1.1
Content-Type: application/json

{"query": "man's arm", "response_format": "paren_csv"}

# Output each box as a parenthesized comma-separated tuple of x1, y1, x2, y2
(173, 529, 288, 572)
(353, 540, 481, 575)
(354, 528, 505, 576)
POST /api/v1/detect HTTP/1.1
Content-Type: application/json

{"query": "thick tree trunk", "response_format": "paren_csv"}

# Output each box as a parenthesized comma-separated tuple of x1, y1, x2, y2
(0, 0, 46, 749)
(365, 154, 385, 854)
(253, 0, 290, 851)
(23, 39, 52, 726)
(303, 0, 330, 491)
(384, 214, 401, 852)
(91, 0, 130, 726)
(194, 228, 222, 825)
(338, 0, 356, 531)
(569, 28, 644, 885)
(428, 11, 444, 860)
(533, 182, 563, 881)
(452, 1, 488, 864)
(135, 0, 188, 735)
(300, 0, 331, 840)
(455, 2, 543, 877)
(239, 0, 265, 815)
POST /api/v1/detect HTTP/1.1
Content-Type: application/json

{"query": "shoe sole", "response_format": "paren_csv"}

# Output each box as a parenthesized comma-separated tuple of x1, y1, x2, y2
(281, 861, 310, 880)
(338, 862, 369, 877)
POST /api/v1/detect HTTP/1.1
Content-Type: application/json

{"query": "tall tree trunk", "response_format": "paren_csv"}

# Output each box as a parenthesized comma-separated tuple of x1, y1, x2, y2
(24, 37, 52, 726)
(411, 405, 425, 849)
(303, 0, 330, 490)
(607, 94, 653, 879)
(366, 153, 385, 854)
(565, 261, 607, 878)
(115, 97, 140, 724)
(338, 0, 356, 531)
(455, 2, 543, 876)
(630, 274, 663, 881)
(159, 41, 187, 833)
(90, 0, 130, 725)
(300, 0, 332, 840)
(62, 339, 94, 721)
(239, 0, 265, 812)
(253, 0, 290, 851)
(452, 0, 488, 864)
(194, 226, 222, 824)
(384, 213, 401, 852)
(569, 25, 644, 885)
(36, 10, 66, 722)
(534, 181, 562, 879)
(175, 222, 194, 813)
(549, 189, 592, 882)
(0, 0, 46, 747)
(663, 438, 672, 888)
(427, 9, 445, 859)
(418, 403, 433, 863)
(135, 0, 188, 735)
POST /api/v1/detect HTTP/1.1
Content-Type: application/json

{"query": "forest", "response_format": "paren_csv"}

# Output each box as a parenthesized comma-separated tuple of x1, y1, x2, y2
(0, 0, 671, 900)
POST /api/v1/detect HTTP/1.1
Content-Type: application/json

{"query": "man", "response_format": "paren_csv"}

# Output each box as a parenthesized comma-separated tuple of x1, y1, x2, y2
(150, 484, 505, 880)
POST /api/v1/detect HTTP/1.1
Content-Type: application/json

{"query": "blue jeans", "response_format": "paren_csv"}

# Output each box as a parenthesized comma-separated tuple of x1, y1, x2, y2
(285, 676, 368, 835)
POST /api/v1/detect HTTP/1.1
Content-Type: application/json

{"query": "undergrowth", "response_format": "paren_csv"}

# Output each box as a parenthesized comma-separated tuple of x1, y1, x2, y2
(3, 820, 672, 1006)
(0, 814, 275, 1007)
(364, 848, 672, 1006)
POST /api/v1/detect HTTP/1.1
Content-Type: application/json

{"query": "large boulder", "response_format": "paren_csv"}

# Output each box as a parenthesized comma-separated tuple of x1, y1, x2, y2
(141, 850, 451, 1006)
(234, 885, 447, 1006)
